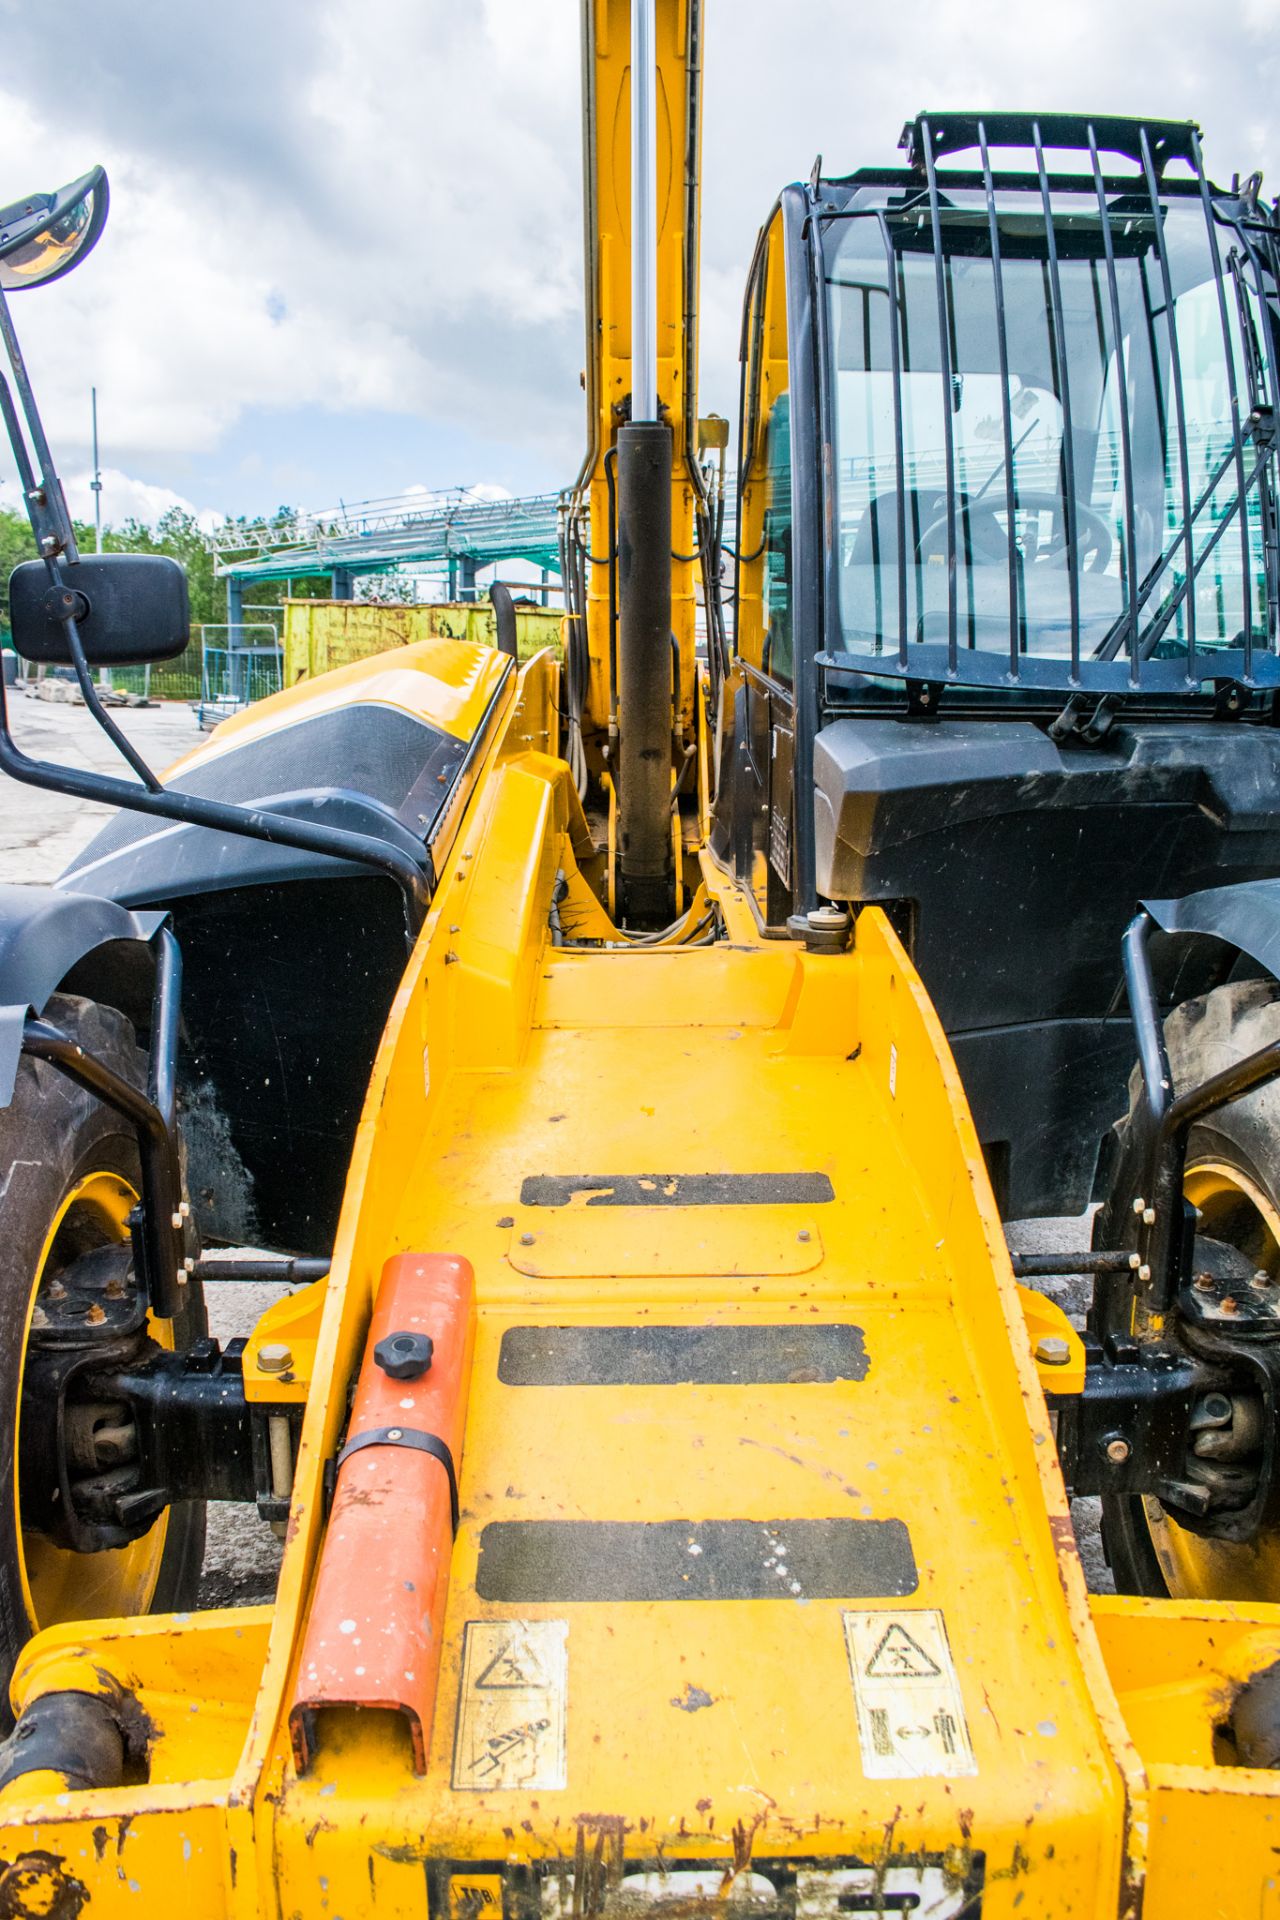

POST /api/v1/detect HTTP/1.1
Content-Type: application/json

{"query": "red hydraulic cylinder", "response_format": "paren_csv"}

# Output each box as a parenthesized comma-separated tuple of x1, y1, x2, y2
(290, 1252, 475, 1772)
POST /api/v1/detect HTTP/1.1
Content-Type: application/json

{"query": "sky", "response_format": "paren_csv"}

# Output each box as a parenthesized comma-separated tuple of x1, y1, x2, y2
(1, 0, 1280, 532)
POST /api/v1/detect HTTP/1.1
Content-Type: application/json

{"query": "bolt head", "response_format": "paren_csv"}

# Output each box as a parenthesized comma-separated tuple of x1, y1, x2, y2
(519, 1232, 535, 1247)
(807, 904, 851, 932)
(1142, 1207, 1156, 1227)
(1252, 1269, 1274, 1291)
(1194, 1272, 1215, 1292)
(257, 1342, 293, 1375)
(1035, 1335, 1071, 1367)
(1132, 1197, 1146, 1215)
(1105, 1437, 1131, 1465)
(373, 1330, 434, 1380)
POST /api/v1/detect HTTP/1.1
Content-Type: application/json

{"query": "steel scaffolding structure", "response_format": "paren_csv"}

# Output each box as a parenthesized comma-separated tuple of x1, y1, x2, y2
(210, 488, 564, 617)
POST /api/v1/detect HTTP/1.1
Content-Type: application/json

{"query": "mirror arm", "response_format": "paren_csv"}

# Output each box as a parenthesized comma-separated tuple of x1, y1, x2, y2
(0, 290, 77, 561)
(0, 289, 162, 789)
(0, 370, 39, 506)
(55, 597, 163, 791)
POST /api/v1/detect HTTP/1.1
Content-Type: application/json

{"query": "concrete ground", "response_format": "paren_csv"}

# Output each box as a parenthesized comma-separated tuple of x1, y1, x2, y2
(0, 690, 1112, 1602)
(0, 688, 203, 884)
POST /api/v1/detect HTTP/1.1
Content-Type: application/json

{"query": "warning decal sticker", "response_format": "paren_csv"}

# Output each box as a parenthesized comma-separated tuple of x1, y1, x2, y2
(842, 1608, 976, 1779)
(451, 1619, 568, 1792)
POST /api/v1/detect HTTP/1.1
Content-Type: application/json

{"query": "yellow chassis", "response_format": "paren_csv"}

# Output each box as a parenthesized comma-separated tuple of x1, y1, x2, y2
(0, 644, 1277, 1918)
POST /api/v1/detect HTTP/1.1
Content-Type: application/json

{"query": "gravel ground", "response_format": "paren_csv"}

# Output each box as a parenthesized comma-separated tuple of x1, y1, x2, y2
(200, 1273, 288, 1608)
(1005, 1211, 1114, 1595)
(0, 691, 1114, 1603)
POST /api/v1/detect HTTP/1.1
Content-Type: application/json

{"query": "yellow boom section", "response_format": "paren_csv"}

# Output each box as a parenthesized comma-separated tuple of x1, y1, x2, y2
(576, 0, 701, 749)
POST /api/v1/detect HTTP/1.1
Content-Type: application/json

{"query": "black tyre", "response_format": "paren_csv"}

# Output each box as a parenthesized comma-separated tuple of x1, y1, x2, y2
(0, 993, 205, 1707)
(1103, 979, 1280, 1599)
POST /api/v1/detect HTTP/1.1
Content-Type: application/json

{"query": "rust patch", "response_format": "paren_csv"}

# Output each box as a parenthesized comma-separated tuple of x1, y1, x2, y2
(90, 1830, 107, 1865)
(0, 1852, 88, 1920)
(989, 1842, 1032, 1885)
(1047, 1514, 1080, 1561)
(571, 1815, 627, 1919)
(721, 1797, 775, 1896)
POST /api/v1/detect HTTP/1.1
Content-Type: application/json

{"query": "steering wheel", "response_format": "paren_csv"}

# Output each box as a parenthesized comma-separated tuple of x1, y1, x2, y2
(916, 490, 1113, 574)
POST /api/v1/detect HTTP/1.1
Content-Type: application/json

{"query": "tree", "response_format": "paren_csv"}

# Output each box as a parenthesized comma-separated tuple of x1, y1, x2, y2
(0, 499, 345, 651)
(0, 508, 37, 634)
(105, 509, 220, 626)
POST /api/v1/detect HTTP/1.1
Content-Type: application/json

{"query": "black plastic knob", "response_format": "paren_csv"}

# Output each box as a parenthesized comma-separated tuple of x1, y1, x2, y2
(373, 1330, 434, 1380)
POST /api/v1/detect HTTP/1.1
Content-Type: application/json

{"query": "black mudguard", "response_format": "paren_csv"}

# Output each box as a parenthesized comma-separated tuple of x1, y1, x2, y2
(1146, 879, 1280, 982)
(52, 698, 473, 1256)
(0, 886, 162, 1104)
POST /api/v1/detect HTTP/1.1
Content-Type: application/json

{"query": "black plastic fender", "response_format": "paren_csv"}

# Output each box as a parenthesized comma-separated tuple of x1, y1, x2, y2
(0, 885, 162, 1104)
(1146, 879, 1280, 983)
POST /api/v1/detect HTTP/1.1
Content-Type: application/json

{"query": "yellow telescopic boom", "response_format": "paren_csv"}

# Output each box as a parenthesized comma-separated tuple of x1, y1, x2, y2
(572, 0, 705, 896)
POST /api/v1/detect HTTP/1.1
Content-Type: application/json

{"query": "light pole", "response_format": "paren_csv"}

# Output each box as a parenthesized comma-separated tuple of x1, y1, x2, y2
(90, 386, 102, 553)
(91, 386, 108, 686)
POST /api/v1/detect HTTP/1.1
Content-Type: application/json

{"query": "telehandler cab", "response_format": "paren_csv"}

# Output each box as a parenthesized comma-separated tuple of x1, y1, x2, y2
(2, 4, 1280, 1914)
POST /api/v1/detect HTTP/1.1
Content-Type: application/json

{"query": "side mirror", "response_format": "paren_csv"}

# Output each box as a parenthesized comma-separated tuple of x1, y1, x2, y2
(0, 168, 108, 292)
(8, 553, 190, 666)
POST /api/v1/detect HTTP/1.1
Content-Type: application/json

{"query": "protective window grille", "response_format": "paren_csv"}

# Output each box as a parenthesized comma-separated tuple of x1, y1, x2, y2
(818, 113, 1280, 695)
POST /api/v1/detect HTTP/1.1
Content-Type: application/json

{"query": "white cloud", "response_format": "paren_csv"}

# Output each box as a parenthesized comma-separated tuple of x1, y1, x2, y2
(0, 466, 215, 533)
(0, 0, 1277, 518)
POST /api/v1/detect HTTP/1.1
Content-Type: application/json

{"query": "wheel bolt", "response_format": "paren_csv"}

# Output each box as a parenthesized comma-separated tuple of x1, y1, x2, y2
(1252, 1270, 1274, 1292)
(1193, 1272, 1215, 1292)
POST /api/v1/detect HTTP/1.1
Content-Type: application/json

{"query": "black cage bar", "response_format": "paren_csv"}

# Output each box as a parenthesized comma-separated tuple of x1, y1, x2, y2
(819, 112, 1280, 697)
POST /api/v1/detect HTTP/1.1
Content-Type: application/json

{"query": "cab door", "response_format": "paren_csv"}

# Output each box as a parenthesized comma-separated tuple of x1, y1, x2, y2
(727, 207, 796, 928)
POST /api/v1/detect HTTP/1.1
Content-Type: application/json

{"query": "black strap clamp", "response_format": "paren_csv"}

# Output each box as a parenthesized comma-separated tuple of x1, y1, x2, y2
(335, 1425, 459, 1535)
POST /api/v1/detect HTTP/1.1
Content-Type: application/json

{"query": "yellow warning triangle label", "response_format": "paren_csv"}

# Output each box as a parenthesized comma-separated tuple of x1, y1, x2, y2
(865, 1622, 942, 1679)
